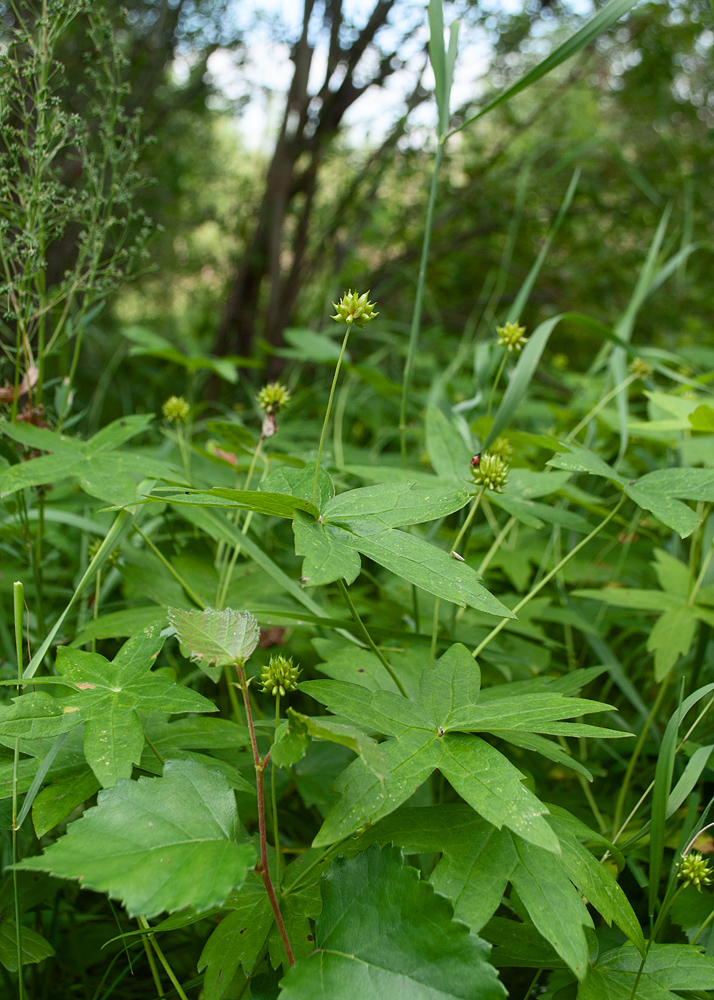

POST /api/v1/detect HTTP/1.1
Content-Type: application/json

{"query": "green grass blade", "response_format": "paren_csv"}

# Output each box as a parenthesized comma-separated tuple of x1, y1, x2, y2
(428, 0, 447, 136)
(649, 688, 683, 919)
(506, 167, 580, 324)
(16, 732, 70, 829)
(447, 0, 640, 138)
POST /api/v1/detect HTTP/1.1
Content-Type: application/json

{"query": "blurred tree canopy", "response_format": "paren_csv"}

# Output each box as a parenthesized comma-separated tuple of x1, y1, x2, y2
(4, 0, 713, 397)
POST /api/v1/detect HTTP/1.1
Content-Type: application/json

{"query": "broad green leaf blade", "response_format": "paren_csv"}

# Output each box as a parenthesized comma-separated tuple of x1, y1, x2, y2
(323, 481, 470, 528)
(419, 643, 481, 729)
(510, 838, 592, 980)
(197, 877, 272, 996)
(361, 805, 518, 934)
(83, 708, 144, 788)
(625, 483, 699, 539)
(313, 733, 441, 848)
(425, 404, 473, 481)
(301, 712, 388, 779)
(0, 692, 82, 740)
(155, 488, 319, 520)
(16, 759, 256, 919)
(0, 418, 84, 453)
(647, 606, 698, 681)
(279, 846, 506, 1000)
(0, 922, 54, 972)
(448, 0, 640, 138)
(573, 588, 678, 611)
(547, 443, 626, 485)
(437, 734, 559, 849)
(547, 814, 644, 954)
(440, 734, 559, 852)
(32, 768, 101, 838)
(261, 461, 334, 511)
(445, 692, 614, 734)
(300, 679, 433, 737)
(492, 731, 593, 781)
(168, 607, 260, 673)
(85, 413, 155, 454)
(293, 511, 361, 586)
(580, 943, 714, 999)
(343, 526, 515, 616)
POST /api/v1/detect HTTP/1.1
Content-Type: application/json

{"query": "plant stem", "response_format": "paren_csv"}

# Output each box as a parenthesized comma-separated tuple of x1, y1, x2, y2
(486, 349, 508, 418)
(452, 487, 486, 557)
(472, 494, 626, 659)
(566, 373, 638, 443)
(12, 581, 25, 1000)
(400, 140, 443, 465)
(236, 663, 294, 966)
(272, 693, 282, 890)
(314, 325, 352, 505)
(136, 917, 188, 1000)
(612, 677, 669, 837)
(134, 525, 206, 610)
(137, 919, 164, 998)
(429, 598, 441, 669)
(337, 579, 408, 697)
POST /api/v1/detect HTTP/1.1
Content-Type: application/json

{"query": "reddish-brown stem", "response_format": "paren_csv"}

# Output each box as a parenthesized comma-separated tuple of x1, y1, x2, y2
(236, 663, 295, 966)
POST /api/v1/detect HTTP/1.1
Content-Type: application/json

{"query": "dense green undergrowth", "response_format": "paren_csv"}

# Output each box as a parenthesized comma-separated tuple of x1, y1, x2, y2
(2, 2, 714, 999)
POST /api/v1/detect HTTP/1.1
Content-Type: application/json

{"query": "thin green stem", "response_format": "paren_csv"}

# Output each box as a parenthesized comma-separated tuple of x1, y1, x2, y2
(487, 350, 508, 419)
(237, 664, 294, 965)
(472, 494, 626, 660)
(314, 325, 352, 504)
(429, 599, 441, 669)
(477, 516, 516, 576)
(566, 373, 638, 443)
(134, 526, 206, 610)
(612, 677, 669, 837)
(400, 140, 443, 466)
(12, 581, 25, 1000)
(452, 487, 486, 556)
(224, 663, 244, 724)
(136, 917, 188, 1000)
(144, 734, 165, 768)
(137, 919, 164, 998)
(272, 694, 282, 891)
(337, 579, 408, 697)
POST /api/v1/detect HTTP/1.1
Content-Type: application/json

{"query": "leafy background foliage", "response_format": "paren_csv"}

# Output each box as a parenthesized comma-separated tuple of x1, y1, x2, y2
(1, 0, 714, 998)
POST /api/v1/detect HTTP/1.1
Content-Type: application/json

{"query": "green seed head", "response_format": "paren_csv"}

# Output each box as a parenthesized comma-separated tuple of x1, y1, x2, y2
(629, 358, 654, 380)
(678, 852, 713, 891)
(332, 290, 378, 328)
(496, 321, 527, 353)
(488, 437, 513, 463)
(258, 381, 291, 415)
(472, 453, 509, 493)
(162, 395, 190, 423)
(260, 655, 301, 698)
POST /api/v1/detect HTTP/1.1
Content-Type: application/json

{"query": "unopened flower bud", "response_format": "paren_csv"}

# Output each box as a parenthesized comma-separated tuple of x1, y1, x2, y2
(162, 395, 190, 423)
(332, 290, 378, 328)
(257, 382, 291, 415)
(471, 452, 509, 493)
(496, 321, 527, 353)
(678, 852, 713, 891)
(260, 655, 301, 698)
(629, 358, 654, 380)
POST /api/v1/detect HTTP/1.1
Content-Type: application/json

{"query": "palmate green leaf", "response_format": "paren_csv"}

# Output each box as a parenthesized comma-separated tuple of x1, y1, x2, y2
(340, 524, 515, 617)
(647, 605, 699, 681)
(323, 481, 470, 528)
(573, 588, 677, 611)
(16, 759, 256, 919)
(168, 607, 260, 679)
(293, 511, 360, 586)
(299, 711, 388, 779)
(279, 846, 505, 1000)
(577, 943, 714, 1000)
(363, 804, 643, 974)
(154, 488, 320, 520)
(51, 627, 216, 786)
(0, 692, 83, 740)
(304, 643, 627, 852)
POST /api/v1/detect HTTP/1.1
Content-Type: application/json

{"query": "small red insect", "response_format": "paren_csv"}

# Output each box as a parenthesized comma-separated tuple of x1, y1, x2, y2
(471, 453, 482, 468)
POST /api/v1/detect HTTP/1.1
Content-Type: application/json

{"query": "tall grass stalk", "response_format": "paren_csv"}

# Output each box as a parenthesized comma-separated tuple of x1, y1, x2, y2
(12, 580, 25, 999)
